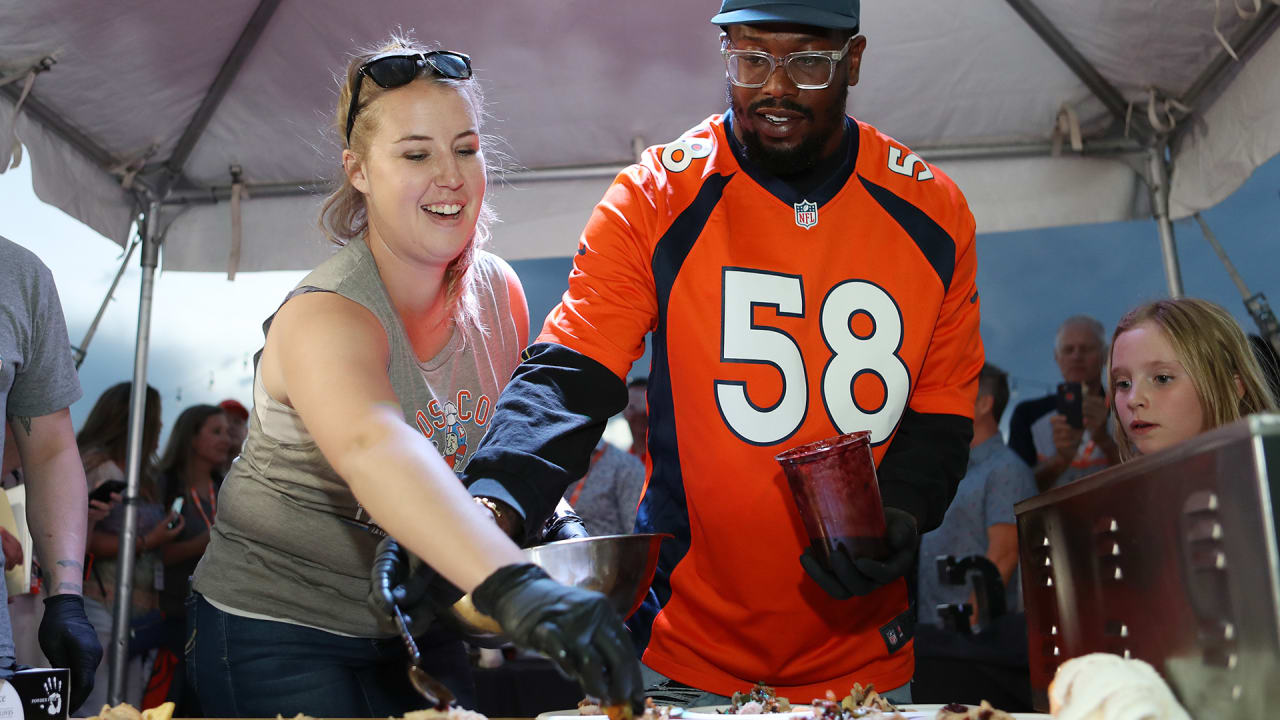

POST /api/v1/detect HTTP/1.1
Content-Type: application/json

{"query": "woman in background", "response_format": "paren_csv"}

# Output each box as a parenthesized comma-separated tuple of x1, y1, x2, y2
(153, 404, 229, 714)
(1109, 298, 1277, 459)
(77, 382, 182, 709)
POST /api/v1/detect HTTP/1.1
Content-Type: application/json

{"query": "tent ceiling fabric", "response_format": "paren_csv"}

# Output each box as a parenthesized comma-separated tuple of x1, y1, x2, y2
(1, 0, 1276, 270)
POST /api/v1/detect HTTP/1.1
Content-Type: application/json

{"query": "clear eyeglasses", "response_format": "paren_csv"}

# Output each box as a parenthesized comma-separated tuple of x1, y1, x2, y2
(721, 36, 853, 90)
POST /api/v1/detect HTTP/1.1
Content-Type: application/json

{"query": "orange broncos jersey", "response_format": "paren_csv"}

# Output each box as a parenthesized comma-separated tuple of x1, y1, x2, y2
(538, 113, 983, 697)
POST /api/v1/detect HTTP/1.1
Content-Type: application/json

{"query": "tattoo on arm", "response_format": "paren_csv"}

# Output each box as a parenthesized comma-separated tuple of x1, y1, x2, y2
(54, 582, 83, 594)
(56, 559, 83, 572)
(6, 415, 32, 436)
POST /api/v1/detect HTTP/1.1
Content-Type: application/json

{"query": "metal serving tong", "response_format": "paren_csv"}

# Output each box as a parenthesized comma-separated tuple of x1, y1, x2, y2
(392, 604, 456, 710)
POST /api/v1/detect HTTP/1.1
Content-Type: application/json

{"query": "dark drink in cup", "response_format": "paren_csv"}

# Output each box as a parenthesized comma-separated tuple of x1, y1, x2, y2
(776, 431, 889, 565)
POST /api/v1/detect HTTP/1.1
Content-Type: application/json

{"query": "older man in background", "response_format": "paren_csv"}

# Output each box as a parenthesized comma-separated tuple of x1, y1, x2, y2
(1008, 315, 1120, 491)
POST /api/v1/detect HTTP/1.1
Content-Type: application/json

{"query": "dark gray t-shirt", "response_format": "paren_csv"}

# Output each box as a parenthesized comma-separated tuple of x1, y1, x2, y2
(0, 235, 83, 660)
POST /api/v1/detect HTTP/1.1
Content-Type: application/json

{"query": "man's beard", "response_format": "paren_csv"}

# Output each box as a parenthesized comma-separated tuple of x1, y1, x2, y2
(729, 80, 848, 177)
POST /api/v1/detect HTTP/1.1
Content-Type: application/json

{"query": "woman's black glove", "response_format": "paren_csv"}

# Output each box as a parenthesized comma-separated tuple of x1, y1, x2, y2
(473, 564, 643, 714)
(38, 594, 102, 713)
(369, 537, 460, 635)
(799, 507, 919, 599)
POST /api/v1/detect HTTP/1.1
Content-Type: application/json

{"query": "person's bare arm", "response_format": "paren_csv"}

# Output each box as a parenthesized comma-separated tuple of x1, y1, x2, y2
(967, 522, 1020, 626)
(1, 528, 22, 571)
(161, 530, 210, 564)
(9, 408, 87, 596)
(264, 292, 524, 593)
(1034, 415, 1082, 492)
(986, 522, 1020, 584)
(1081, 389, 1120, 466)
(88, 511, 183, 559)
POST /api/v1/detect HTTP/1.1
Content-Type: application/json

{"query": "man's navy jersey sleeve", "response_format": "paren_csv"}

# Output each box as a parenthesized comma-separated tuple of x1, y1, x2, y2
(462, 342, 628, 542)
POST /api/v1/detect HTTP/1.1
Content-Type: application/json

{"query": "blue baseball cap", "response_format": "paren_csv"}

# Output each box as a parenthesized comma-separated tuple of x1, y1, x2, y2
(711, 0, 860, 29)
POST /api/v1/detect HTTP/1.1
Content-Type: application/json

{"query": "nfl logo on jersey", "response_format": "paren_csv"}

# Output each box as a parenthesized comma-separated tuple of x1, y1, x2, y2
(793, 200, 818, 229)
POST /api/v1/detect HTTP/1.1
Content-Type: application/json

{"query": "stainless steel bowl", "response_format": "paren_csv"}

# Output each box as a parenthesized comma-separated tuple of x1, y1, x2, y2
(447, 533, 669, 647)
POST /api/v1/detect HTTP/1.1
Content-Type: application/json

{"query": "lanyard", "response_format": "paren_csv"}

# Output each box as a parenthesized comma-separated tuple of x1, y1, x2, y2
(568, 479, 587, 506)
(189, 480, 217, 529)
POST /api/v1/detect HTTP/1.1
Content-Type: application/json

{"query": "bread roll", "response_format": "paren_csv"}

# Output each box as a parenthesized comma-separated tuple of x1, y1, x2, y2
(1048, 653, 1191, 720)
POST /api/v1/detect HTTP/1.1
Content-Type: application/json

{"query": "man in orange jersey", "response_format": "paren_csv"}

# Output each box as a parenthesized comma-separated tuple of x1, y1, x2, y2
(461, 0, 983, 704)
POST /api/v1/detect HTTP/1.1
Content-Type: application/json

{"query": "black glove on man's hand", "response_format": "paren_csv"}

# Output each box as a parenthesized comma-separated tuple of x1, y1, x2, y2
(369, 536, 451, 636)
(541, 507, 590, 543)
(474, 564, 643, 714)
(39, 594, 103, 714)
(800, 507, 919, 600)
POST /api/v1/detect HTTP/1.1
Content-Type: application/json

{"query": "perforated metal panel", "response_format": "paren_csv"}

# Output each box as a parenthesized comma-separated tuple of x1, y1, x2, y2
(1015, 414, 1280, 717)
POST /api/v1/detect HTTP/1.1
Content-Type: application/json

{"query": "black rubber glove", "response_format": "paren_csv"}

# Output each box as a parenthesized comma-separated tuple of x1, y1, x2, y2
(38, 594, 102, 714)
(541, 506, 590, 543)
(799, 507, 919, 600)
(369, 537, 460, 636)
(474, 564, 643, 714)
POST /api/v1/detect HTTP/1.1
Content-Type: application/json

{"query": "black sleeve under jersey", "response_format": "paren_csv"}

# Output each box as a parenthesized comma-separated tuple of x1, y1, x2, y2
(462, 342, 628, 544)
(876, 409, 973, 535)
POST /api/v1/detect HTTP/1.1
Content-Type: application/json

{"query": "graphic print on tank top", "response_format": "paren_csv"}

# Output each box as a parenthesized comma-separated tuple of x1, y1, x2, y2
(413, 389, 496, 470)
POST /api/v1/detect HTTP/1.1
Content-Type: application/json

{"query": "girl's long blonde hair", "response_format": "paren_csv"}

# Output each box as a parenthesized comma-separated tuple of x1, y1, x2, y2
(319, 33, 498, 328)
(1109, 298, 1277, 459)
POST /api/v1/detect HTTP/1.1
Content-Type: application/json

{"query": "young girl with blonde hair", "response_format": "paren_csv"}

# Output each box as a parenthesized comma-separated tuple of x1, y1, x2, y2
(1108, 297, 1277, 460)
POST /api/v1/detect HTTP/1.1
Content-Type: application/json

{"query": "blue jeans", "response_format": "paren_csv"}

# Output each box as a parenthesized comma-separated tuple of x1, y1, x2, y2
(186, 592, 475, 717)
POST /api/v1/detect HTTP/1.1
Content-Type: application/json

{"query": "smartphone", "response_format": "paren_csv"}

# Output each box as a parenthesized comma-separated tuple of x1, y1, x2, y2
(88, 479, 127, 504)
(166, 496, 185, 530)
(1056, 382, 1084, 430)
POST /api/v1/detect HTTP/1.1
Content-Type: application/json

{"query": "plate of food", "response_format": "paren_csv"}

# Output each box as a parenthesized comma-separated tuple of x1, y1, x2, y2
(536, 703, 812, 720)
(539, 682, 904, 720)
(894, 704, 1050, 720)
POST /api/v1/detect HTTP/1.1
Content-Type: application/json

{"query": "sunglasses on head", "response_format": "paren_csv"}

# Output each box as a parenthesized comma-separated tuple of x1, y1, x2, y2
(344, 49, 473, 145)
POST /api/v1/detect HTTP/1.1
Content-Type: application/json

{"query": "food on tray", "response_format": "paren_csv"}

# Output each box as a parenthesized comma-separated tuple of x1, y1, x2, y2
(1048, 652, 1191, 720)
(724, 682, 793, 714)
(934, 700, 1014, 720)
(87, 701, 174, 720)
(404, 706, 489, 720)
(605, 703, 637, 720)
(809, 684, 900, 719)
(580, 697, 683, 720)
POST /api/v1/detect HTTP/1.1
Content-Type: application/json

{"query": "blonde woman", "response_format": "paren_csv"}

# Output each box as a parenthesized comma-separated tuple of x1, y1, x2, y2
(188, 37, 641, 718)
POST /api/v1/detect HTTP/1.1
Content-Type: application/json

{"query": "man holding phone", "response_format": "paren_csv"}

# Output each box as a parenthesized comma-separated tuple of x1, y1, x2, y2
(1008, 315, 1121, 491)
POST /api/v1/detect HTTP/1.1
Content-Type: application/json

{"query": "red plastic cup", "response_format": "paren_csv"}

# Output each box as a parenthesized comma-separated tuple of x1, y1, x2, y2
(775, 431, 889, 565)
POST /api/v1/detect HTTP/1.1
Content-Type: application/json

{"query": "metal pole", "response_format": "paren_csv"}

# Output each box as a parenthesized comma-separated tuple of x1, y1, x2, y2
(73, 233, 139, 368)
(107, 202, 162, 703)
(1194, 213, 1280, 356)
(1193, 214, 1252, 298)
(1147, 145, 1183, 298)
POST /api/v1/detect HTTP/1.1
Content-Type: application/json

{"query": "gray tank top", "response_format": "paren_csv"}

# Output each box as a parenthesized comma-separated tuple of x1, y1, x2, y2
(192, 237, 522, 637)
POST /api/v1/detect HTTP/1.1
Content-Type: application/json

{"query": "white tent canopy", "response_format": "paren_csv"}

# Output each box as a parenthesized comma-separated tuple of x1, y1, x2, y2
(4, 0, 1280, 703)
(3, 1, 1279, 273)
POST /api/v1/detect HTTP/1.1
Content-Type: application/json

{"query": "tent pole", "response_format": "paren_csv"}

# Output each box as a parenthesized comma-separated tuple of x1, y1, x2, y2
(107, 201, 162, 703)
(1194, 213, 1280, 355)
(1147, 145, 1183, 298)
(73, 230, 139, 368)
